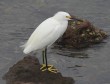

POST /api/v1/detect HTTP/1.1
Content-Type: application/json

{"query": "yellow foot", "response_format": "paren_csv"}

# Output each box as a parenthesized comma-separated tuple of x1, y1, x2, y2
(40, 64, 58, 73)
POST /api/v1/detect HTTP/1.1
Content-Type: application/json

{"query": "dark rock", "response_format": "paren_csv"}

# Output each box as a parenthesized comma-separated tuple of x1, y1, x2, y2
(56, 18, 107, 49)
(3, 56, 74, 84)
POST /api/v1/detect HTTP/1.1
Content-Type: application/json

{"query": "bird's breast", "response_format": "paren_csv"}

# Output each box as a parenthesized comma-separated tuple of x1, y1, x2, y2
(58, 21, 68, 36)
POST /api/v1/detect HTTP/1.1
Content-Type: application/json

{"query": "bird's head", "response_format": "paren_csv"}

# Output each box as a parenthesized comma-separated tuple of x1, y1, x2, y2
(53, 11, 83, 23)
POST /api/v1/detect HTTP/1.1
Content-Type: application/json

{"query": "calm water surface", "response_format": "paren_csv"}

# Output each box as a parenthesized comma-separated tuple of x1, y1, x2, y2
(0, 0, 110, 84)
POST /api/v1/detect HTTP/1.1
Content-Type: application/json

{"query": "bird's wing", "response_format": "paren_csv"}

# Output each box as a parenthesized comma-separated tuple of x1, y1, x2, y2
(22, 18, 60, 53)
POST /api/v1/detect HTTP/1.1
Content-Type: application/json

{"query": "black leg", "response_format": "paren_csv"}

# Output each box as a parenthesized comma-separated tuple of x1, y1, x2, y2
(41, 48, 58, 73)
(44, 47, 48, 69)
(42, 50, 45, 64)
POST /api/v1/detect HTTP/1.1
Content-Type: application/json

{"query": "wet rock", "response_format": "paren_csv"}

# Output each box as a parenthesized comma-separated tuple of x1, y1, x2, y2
(3, 56, 74, 84)
(56, 17, 107, 48)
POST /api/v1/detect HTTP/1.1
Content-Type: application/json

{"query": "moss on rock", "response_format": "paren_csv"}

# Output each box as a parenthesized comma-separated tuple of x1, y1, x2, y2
(56, 18, 107, 49)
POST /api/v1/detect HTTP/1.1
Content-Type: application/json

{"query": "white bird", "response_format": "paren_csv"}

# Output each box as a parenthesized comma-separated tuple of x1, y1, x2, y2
(22, 11, 81, 73)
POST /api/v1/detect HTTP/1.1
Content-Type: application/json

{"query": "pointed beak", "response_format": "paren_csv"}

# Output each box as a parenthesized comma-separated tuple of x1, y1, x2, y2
(66, 16, 83, 22)
(70, 17, 83, 22)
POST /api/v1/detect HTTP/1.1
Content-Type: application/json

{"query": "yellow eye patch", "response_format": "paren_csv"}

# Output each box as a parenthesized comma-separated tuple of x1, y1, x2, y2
(66, 16, 71, 19)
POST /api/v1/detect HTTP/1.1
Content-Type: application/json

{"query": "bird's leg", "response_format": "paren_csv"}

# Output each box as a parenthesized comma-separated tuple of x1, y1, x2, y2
(44, 47, 48, 69)
(40, 50, 45, 70)
(42, 50, 45, 64)
(40, 48, 47, 71)
(40, 48, 58, 73)
(40, 48, 48, 71)
(45, 48, 58, 73)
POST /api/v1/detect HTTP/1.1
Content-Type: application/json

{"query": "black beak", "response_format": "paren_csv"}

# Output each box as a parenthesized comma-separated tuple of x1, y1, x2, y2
(71, 17, 83, 22)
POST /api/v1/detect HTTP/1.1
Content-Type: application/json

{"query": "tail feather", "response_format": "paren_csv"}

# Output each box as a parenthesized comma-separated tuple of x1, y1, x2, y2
(23, 45, 32, 54)
(20, 42, 27, 49)
(20, 42, 32, 54)
(20, 44, 26, 48)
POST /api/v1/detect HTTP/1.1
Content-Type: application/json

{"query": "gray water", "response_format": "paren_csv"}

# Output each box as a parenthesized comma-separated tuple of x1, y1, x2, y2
(0, 0, 110, 84)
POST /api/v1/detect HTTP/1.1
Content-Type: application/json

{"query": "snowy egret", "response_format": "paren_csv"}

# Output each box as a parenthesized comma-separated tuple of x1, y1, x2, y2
(22, 11, 82, 73)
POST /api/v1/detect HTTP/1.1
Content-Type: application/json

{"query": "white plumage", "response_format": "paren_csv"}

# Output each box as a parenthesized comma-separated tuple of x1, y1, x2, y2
(22, 11, 71, 54)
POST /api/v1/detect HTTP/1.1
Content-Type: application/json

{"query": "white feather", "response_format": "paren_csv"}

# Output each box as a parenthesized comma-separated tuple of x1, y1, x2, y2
(22, 11, 70, 54)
